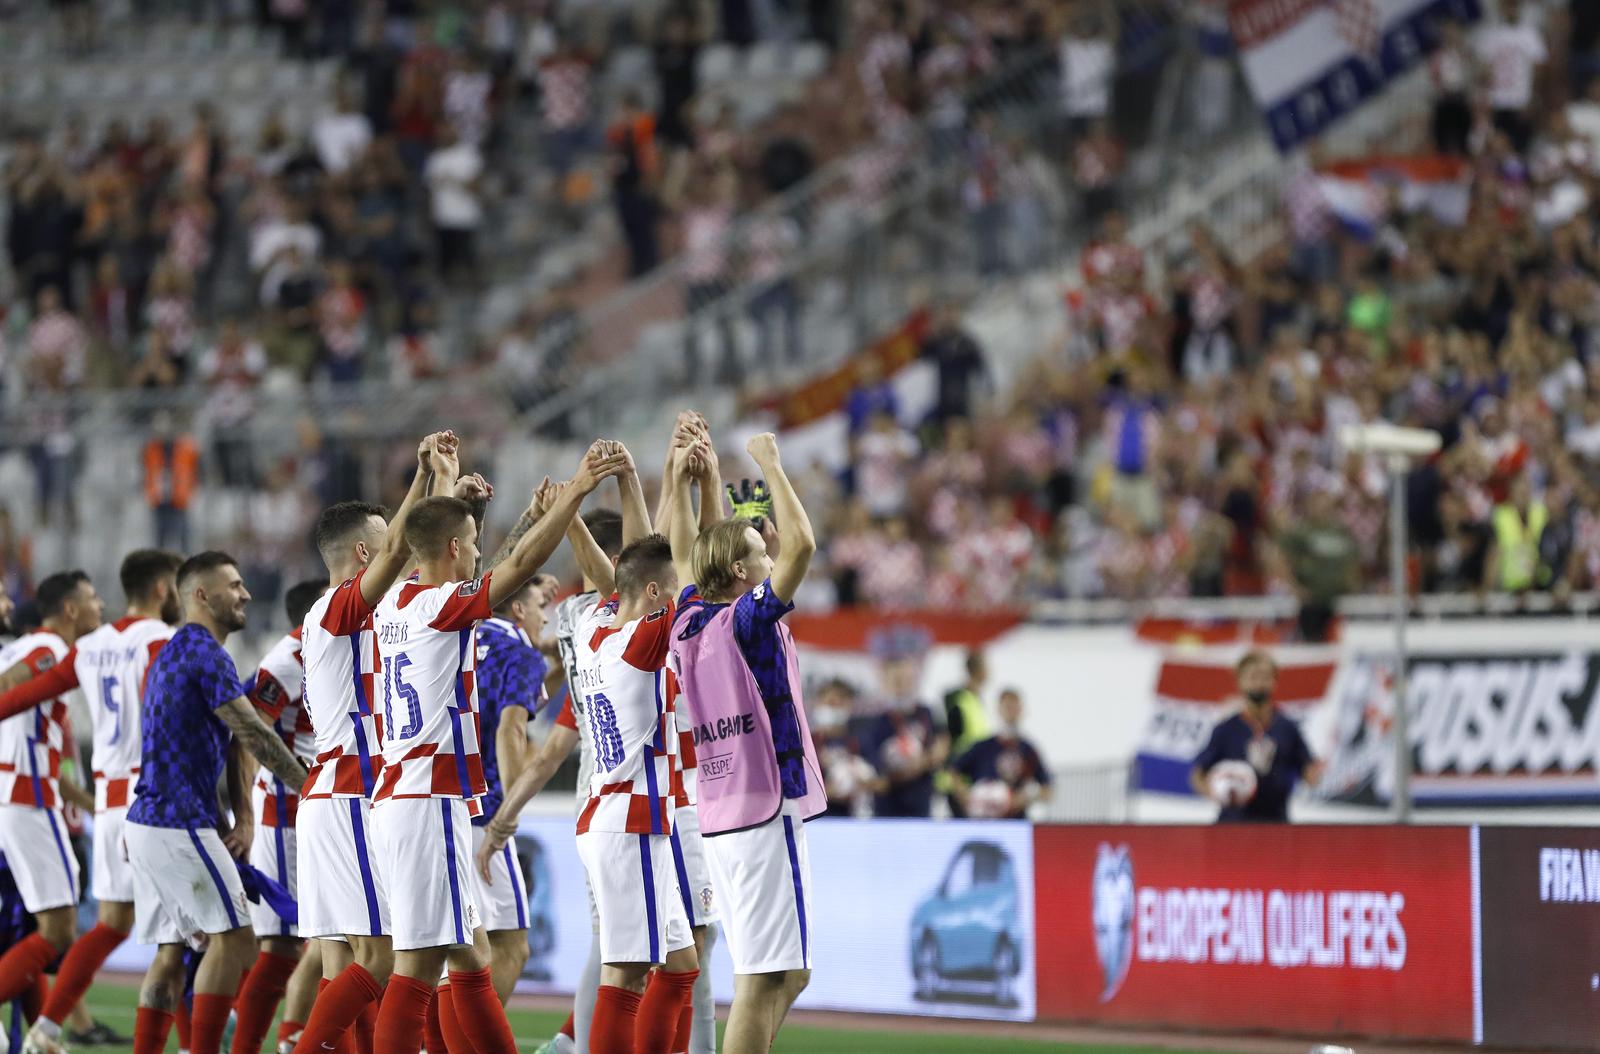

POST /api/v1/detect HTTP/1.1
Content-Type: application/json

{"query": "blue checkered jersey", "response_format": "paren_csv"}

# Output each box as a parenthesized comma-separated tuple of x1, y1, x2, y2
(471, 617, 547, 824)
(127, 623, 246, 829)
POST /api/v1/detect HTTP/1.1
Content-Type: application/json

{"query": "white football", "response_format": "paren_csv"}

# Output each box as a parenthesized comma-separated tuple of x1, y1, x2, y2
(1208, 760, 1258, 807)
(967, 779, 1014, 818)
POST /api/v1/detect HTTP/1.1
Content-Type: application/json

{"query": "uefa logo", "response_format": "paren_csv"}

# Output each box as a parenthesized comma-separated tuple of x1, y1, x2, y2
(1091, 843, 1135, 1002)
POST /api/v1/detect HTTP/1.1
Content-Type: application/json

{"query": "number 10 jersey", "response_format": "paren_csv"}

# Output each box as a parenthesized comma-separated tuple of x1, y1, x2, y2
(572, 596, 680, 837)
(371, 576, 492, 809)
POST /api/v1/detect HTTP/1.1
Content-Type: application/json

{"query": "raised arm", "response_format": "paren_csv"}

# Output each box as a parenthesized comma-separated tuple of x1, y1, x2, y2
(747, 432, 814, 603)
(699, 431, 725, 530)
(216, 697, 308, 788)
(486, 443, 629, 609)
(362, 430, 459, 606)
(0, 660, 78, 723)
(607, 440, 652, 544)
(667, 436, 702, 591)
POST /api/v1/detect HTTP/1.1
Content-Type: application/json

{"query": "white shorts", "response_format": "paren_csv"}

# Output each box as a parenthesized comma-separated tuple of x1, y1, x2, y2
(370, 797, 480, 951)
(704, 799, 813, 974)
(90, 806, 135, 903)
(250, 783, 299, 937)
(470, 824, 530, 933)
(297, 796, 389, 941)
(125, 821, 249, 946)
(578, 829, 693, 965)
(669, 805, 719, 928)
(0, 804, 79, 913)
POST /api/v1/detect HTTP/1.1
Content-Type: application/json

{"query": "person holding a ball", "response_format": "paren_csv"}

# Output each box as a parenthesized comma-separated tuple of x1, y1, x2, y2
(1189, 651, 1324, 823)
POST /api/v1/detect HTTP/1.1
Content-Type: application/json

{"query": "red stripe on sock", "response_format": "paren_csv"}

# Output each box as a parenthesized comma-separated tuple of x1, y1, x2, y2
(41, 923, 127, 1025)
(590, 986, 641, 1054)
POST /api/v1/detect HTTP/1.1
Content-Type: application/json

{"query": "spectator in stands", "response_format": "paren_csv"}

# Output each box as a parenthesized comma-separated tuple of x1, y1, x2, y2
(142, 413, 198, 553)
(944, 650, 992, 761)
(860, 643, 949, 819)
(681, 163, 738, 383)
(1056, 2, 1114, 140)
(812, 678, 876, 818)
(608, 90, 661, 277)
(425, 126, 484, 287)
(854, 410, 919, 519)
(1191, 651, 1323, 824)
(316, 260, 368, 383)
(653, 8, 704, 148)
(1072, 117, 1124, 224)
(1431, 17, 1477, 155)
(313, 86, 375, 176)
(1485, 472, 1549, 594)
(950, 688, 1052, 820)
(1474, 0, 1547, 152)
(1279, 488, 1359, 643)
(922, 305, 987, 424)
(744, 208, 804, 364)
(24, 286, 88, 392)
(126, 329, 184, 392)
(201, 319, 268, 490)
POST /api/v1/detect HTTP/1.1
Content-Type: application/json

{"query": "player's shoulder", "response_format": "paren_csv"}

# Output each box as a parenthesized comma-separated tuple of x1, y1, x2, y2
(121, 617, 177, 647)
(5, 630, 68, 663)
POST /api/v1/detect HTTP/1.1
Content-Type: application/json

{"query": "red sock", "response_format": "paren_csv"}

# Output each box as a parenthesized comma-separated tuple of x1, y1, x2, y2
(190, 991, 235, 1054)
(558, 1013, 575, 1040)
(353, 998, 378, 1054)
(177, 998, 193, 1051)
(435, 985, 471, 1054)
(235, 965, 252, 1000)
(372, 973, 434, 1054)
(135, 1007, 176, 1054)
(231, 951, 300, 1054)
(673, 1002, 692, 1054)
(635, 970, 697, 1054)
(423, 997, 448, 1054)
(292, 965, 381, 1054)
(589, 986, 641, 1054)
(278, 1019, 306, 1052)
(0, 933, 59, 1004)
(445, 969, 515, 1054)
(41, 922, 127, 1025)
(25, 972, 46, 1022)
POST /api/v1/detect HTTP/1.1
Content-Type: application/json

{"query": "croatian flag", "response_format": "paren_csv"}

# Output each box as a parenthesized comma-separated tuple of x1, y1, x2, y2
(1134, 656, 1337, 795)
(1229, 0, 1484, 152)
(1317, 154, 1472, 238)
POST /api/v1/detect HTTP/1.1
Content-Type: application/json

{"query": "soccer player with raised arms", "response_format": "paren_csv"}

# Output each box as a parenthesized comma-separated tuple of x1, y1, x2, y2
(368, 441, 626, 1054)
(667, 423, 828, 1054)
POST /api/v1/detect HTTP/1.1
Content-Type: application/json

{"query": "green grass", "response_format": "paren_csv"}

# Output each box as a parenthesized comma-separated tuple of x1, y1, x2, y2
(72, 978, 1198, 1054)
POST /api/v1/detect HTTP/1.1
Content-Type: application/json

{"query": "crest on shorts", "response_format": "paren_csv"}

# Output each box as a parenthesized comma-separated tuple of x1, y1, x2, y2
(457, 578, 483, 598)
(700, 886, 714, 914)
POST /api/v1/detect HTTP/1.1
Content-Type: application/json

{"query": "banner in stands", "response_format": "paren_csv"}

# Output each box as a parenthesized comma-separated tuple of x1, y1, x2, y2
(1322, 650, 1600, 806)
(1134, 656, 1337, 795)
(1033, 824, 1475, 1040)
(1228, 0, 1483, 152)
(1478, 826, 1600, 1049)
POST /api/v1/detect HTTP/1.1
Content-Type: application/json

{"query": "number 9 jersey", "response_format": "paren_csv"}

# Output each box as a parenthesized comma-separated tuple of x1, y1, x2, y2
(371, 576, 493, 808)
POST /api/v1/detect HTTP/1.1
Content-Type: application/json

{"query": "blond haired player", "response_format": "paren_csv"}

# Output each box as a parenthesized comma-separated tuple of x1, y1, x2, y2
(667, 425, 826, 1054)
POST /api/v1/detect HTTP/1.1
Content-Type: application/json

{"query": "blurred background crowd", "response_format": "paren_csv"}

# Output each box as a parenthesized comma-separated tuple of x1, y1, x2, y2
(1, 0, 1598, 653)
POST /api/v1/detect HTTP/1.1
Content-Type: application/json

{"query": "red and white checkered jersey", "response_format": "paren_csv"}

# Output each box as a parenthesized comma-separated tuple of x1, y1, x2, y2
(371, 576, 492, 808)
(74, 616, 173, 809)
(249, 627, 315, 826)
(573, 598, 679, 836)
(0, 631, 71, 809)
(300, 573, 383, 801)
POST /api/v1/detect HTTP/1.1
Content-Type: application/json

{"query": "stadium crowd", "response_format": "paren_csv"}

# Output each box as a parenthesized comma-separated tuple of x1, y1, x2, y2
(799, 1, 1600, 634)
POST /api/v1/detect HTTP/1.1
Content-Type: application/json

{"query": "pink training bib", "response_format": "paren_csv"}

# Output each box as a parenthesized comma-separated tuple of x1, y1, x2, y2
(671, 605, 826, 835)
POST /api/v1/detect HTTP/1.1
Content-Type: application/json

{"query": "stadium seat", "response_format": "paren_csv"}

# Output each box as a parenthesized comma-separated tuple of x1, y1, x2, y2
(788, 41, 829, 81)
(696, 44, 739, 87)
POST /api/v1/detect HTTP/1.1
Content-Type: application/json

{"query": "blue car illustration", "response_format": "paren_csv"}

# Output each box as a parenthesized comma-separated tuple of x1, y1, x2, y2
(909, 840, 1023, 1006)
